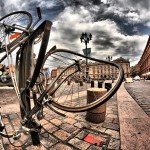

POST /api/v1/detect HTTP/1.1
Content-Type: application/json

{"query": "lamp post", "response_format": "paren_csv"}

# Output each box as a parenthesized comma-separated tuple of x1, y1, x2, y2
(106, 56, 112, 62)
(106, 56, 112, 79)
(80, 32, 92, 79)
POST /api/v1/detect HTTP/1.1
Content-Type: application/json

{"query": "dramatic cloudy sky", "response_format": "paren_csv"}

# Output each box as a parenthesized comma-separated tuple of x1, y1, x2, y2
(0, 0, 150, 66)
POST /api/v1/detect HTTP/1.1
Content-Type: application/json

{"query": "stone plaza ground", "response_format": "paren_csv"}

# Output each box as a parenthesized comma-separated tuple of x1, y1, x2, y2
(0, 80, 149, 149)
(0, 81, 120, 150)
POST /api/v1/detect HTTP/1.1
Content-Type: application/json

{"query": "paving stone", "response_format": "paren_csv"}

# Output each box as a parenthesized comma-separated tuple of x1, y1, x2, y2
(69, 138, 91, 150)
(106, 114, 118, 119)
(65, 112, 76, 118)
(106, 110, 114, 114)
(50, 118, 62, 126)
(2, 138, 10, 147)
(19, 133, 29, 143)
(40, 134, 58, 148)
(93, 126, 106, 133)
(14, 125, 21, 131)
(74, 122, 84, 128)
(104, 117, 113, 123)
(54, 129, 71, 141)
(40, 132, 49, 138)
(107, 138, 120, 150)
(44, 114, 55, 120)
(51, 143, 73, 150)
(1, 117, 9, 124)
(0, 87, 120, 149)
(88, 145, 102, 150)
(60, 123, 77, 133)
(113, 118, 119, 124)
(79, 122, 91, 128)
(9, 114, 18, 119)
(43, 122, 58, 133)
(76, 130, 89, 139)
(4, 124, 13, 132)
(0, 140, 4, 150)
(4, 144, 19, 150)
(112, 111, 118, 115)
(102, 122, 119, 131)
(75, 115, 86, 122)
(40, 119, 49, 125)
(25, 145, 47, 150)
(11, 118, 21, 125)
(64, 118, 77, 125)
(105, 129, 120, 140)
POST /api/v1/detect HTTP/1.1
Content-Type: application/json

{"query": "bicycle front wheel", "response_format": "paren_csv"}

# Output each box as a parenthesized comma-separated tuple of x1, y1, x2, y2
(42, 49, 124, 112)
(0, 11, 32, 53)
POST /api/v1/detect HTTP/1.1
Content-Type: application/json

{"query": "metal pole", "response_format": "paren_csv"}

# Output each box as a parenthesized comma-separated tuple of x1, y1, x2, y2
(85, 41, 88, 79)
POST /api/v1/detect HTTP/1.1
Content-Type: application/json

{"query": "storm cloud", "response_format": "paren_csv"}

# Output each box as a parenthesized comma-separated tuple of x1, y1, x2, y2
(0, 0, 150, 66)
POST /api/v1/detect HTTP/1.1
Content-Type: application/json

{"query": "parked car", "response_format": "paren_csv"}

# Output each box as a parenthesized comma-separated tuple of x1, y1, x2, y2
(133, 75, 140, 81)
(145, 77, 150, 80)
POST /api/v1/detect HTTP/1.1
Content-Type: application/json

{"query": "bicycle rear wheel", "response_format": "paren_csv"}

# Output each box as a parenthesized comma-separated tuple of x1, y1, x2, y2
(0, 11, 32, 53)
(42, 49, 124, 112)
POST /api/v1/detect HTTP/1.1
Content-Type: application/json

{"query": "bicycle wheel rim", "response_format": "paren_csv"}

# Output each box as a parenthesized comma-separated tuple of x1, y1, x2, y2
(42, 49, 124, 112)
(0, 11, 32, 52)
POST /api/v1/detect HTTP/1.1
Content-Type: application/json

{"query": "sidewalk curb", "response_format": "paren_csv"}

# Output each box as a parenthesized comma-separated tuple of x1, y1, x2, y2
(117, 82, 150, 150)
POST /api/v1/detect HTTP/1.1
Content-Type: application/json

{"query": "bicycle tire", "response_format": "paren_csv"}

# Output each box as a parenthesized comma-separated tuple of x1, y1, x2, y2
(0, 11, 32, 53)
(42, 49, 124, 112)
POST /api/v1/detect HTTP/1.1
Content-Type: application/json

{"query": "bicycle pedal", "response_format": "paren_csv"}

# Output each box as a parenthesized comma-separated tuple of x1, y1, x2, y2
(13, 132, 21, 140)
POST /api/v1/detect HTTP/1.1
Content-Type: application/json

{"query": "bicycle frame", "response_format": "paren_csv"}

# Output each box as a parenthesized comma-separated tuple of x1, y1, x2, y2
(0, 8, 124, 147)
(0, 18, 53, 145)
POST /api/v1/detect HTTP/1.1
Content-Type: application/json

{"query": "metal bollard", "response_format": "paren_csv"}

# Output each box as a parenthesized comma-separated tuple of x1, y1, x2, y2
(86, 88, 107, 123)
(105, 83, 112, 91)
(80, 80, 83, 86)
(67, 80, 71, 85)
(98, 81, 102, 88)
(91, 80, 94, 87)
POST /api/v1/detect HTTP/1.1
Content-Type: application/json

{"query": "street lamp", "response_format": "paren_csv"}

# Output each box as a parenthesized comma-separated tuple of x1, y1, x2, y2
(80, 32, 92, 79)
(106, 56, 112, 61)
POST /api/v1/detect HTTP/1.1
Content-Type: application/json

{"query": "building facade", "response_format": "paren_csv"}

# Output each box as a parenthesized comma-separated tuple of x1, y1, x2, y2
(113, 57, 130, 78)
(130, 64, 139, 77)
(138, 36, 150, 78)
(56, 57, 130, 79)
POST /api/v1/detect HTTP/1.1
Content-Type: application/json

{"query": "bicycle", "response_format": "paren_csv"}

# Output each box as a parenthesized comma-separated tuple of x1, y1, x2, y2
(0, 7, 124, 147)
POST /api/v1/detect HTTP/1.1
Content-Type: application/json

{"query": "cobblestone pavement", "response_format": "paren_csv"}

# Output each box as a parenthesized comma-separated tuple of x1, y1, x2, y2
(0, 88, 120, 150)
(125, 80, 150, 117)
